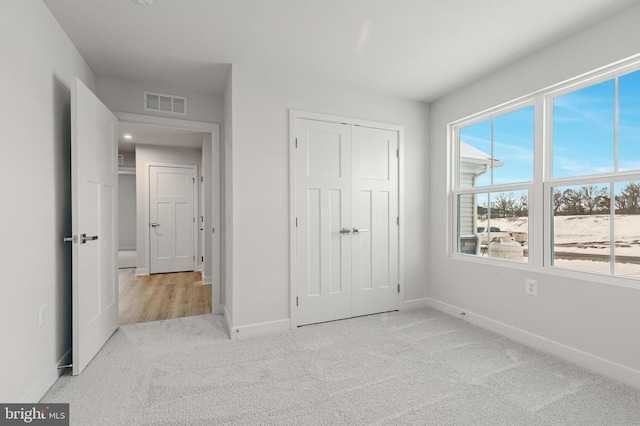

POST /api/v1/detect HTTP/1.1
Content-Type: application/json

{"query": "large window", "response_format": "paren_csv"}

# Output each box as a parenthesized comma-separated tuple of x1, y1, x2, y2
(452, 59, 640, 281)
(455, 105, 534, 262)
(549, 69, 640, 278)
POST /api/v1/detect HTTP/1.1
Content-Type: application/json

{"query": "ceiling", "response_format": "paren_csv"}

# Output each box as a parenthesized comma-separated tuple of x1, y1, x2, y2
(118, 122, 204, 153)
(44, 0, 637, 102)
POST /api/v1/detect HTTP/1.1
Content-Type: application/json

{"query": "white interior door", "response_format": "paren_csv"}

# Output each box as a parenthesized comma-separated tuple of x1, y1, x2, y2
(295, 118, 399, 326)
(351, 126, 399, 316)
(71, 78, 119, 375)
(149, 165, 196, 274)
(296, 119, 352, 326)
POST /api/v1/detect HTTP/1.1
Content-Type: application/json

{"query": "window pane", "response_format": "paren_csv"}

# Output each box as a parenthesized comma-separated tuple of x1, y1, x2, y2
(493, 106, 534, 184)
(551, 184, 611, 274)
(481, 191, 528, 262)
(552, 80, 615, 178)
(459, 120, 492, 187)
(614, 181, 640, 278)
(619, 70, 640, 172)
(457, 193, 486, 256)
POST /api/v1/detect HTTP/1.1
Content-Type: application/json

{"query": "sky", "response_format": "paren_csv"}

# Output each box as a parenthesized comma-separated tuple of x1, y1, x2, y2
(459, 68, 640, 185)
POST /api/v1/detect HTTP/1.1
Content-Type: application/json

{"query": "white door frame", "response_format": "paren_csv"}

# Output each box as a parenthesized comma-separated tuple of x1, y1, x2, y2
(147, 162, 198, 274)
(289, 109, 405, 328)
(114, 112, 222, 314)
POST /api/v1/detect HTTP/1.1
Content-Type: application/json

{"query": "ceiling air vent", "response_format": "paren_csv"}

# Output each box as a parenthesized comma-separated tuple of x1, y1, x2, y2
(143, 91, 187, 116)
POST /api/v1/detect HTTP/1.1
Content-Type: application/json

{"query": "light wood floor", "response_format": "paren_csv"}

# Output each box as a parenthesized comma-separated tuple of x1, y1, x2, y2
(119, 268, 212, 325)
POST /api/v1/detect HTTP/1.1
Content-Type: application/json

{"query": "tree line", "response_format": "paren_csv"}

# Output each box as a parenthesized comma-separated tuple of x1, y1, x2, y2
(554, 182, 640, 215)
(476, 182, 640, 218)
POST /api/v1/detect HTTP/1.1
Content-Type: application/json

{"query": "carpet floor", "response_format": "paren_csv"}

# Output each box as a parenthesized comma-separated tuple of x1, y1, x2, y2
(42, 308, 640, 425)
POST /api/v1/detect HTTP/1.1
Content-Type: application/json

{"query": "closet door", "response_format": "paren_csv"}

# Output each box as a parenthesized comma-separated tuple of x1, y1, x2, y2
(295, 119, 352, 326)
(351, 126, 399, 317)
(294, 117, 400, 326)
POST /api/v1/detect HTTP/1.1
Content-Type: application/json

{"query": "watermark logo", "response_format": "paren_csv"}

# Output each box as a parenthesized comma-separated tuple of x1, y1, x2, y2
(0, 404, 68, 425)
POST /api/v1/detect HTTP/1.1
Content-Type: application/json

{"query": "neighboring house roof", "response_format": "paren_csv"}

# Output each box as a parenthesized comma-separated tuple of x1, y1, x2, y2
(459, 141, 504, 167)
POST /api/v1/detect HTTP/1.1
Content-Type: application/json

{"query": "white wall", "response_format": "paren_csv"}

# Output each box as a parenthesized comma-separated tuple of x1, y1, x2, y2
(0, 1, 95, 402)
(96, 77, 224, 125)
(228, 65, 430, 330)
(118, 174, 137, 250)
(429, 3, 640, 385)
(135, 146, 202, 275)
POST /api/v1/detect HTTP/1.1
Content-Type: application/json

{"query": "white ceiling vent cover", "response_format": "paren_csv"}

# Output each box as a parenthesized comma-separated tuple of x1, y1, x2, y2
(143, 91, 187, 116)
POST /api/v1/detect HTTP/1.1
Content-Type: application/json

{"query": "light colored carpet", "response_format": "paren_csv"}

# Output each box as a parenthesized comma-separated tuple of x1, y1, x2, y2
(118, 250, 137, 269)
(42, 308, 640, 425)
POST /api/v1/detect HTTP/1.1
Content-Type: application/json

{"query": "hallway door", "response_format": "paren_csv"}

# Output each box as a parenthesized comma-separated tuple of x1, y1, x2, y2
(149, 165, 196, 274)
(71, 78, 119, 375)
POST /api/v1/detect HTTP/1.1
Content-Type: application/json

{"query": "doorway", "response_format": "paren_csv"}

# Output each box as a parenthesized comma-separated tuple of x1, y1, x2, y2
(291, 111, 404, 327)
(116, 113, 222, 324)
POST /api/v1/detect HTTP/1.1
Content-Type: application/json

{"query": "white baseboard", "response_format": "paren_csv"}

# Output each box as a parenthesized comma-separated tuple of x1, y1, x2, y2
(203, 276, 212, 285)
(135, 268, 148, 276)
(427, 298, 640, 390)
(402, 298, 430, 311)
(22, 349, 71, 403)
(228, 318, 290, 341)
(118, 246, 136, 251)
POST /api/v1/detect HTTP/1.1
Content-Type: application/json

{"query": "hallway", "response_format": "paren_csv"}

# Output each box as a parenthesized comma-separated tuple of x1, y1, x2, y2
(119, 269, 212, 325)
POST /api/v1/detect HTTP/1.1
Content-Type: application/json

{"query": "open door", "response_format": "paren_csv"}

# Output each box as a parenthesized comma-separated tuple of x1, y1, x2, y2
(69, 78, 119, 375)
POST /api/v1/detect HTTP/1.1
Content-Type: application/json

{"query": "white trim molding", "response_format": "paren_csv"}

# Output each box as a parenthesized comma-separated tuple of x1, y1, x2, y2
(223, 306, 233, 338)
(402, 298, 431, 311)
(427, 298, 640, 390)
(227, 318, 290, 341)
(21, 349, 71, 402)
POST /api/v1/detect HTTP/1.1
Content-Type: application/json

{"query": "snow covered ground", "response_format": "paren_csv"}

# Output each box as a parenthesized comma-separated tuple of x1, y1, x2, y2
(478, 214, 640, 279)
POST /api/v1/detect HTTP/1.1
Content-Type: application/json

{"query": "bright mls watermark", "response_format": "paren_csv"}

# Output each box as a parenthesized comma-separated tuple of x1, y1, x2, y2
(0, 404, 68, 425)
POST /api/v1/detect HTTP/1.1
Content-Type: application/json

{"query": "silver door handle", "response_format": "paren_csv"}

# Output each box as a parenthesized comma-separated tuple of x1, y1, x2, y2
(353, 228, 369, 234)
(81, 234, 98, 244)
(340, 228, 351, 235)
(150, 223, 160, 227)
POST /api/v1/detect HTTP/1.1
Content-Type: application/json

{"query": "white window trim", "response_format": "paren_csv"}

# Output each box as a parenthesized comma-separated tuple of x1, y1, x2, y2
(448, 54, 640, 289)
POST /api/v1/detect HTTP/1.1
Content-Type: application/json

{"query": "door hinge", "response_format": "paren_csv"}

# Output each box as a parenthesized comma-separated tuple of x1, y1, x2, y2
(193, 217, 195, 223)
(192, 177, 195, 183)
(296, 217, 298, 227)
(201, 256, 204, 262)
(396, 149, 399, 158)
(397, 284, 400, 293)
(212, 227, 215, 234)
(295, 137, 298, 148)
(296, 297, 299, 307)
(193, 256, 195, 261)
(396, 217, 399, 226)
(201, 176, 203, 182)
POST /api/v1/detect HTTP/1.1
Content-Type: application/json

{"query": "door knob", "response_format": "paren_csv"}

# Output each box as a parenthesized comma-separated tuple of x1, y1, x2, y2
(340, 228, 351, 235)
(150, 223, 160, 227)
(81, 234, 99, 244)
(353, 228, 369, 234)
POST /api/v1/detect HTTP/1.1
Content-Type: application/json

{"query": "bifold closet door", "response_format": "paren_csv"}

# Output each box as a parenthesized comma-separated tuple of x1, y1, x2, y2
(295, 118, 399, 326)
(295, 119, 353, 326)
(351, 126, 399, 317)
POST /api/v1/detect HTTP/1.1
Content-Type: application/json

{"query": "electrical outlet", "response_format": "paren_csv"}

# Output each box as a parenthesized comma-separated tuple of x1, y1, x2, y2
(525, 279, 537, 296)
(38, 304, 46, 326)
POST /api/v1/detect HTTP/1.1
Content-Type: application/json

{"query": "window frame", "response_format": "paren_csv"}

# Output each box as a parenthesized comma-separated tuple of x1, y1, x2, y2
(449, 54, 640, 288)
(451, 98, 536, 265)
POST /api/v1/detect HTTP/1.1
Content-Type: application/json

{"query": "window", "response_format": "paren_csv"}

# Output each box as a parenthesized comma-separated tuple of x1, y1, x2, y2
(549, 69, 640, 278)
(451, 58, 640, 281)
(455, 105, 534, 263)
